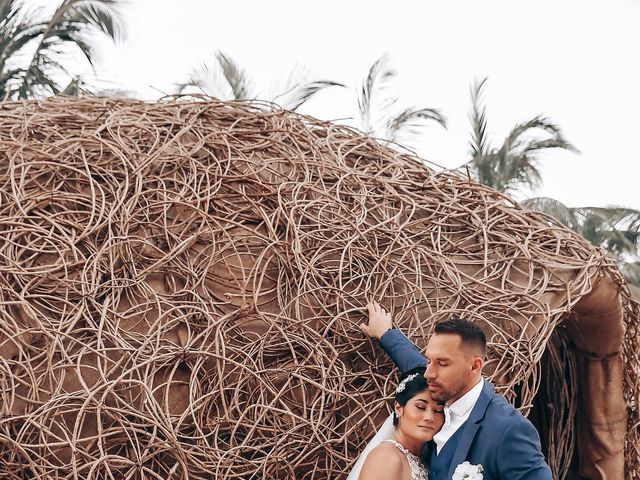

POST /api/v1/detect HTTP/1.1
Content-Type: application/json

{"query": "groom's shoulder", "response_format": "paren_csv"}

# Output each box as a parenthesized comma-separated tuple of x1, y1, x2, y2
(484, 392, 530, 426)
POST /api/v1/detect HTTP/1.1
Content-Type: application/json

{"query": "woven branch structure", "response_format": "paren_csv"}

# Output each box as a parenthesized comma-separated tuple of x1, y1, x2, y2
(0, 97, 638, 479)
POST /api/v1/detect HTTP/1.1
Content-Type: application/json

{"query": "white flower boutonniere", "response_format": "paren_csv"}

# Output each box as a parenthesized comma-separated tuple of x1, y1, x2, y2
(452, 461, 483, 480)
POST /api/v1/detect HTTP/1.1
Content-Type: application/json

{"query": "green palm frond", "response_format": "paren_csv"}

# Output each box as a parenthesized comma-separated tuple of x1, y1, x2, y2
(524, 198, 640, 288)
(0, 0, 24, 24)
(275, 79, 345, 111)
(178, 50, 252, 100)
(573, 207, 640, 256)
(176, 62, 221, 96)
(464, 78, 578, 194)
(17, 59, 61, 98)
(386, 107, 447, 143)
(353, 54, 445, 147)
(357, 54, 396, 133)
(60, 29, 95, 65)
(505, 115, 560, 142)
(62, 0, 124, 42)
(0, 3, 43, 67)
(215, 51, 250, 100)
(619, 261, 640, 287)
(175, 75, 206, 95)
(267, 64, 344, 110)
(525, 198, 640, 258)
(468, 76, 490, 158)
(519, 137, 578, 155)
(505, 116, 578, 154)
(521, 197, 579, 229)
(179, 52, 343, 111)
(0, 0, 11, 18)
(60, 76, 85, 95)
(499, 152, 543, 192)
(0, 0, 125, 100)
(585, 206, 640, 227)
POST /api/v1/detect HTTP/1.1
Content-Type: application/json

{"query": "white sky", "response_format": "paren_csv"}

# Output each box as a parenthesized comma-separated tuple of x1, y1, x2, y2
(41, 0, 640, 209)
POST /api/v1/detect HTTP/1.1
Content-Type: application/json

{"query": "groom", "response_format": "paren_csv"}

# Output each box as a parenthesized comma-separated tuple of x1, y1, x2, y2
(361, 302, 552, 480)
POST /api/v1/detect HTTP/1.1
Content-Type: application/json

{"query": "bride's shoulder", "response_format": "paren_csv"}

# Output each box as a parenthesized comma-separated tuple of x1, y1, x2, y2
(359, 442, 406, 478)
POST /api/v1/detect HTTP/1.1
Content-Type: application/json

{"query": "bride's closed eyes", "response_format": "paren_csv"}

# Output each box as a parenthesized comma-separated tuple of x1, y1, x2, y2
(413, 398, 444, 415)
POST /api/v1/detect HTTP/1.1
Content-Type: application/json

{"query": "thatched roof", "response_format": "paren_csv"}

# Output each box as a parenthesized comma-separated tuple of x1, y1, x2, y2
(0, 97, 637, 479)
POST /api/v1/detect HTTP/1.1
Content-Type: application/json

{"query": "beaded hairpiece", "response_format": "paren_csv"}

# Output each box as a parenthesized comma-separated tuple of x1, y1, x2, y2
(395, 373, 420, 394)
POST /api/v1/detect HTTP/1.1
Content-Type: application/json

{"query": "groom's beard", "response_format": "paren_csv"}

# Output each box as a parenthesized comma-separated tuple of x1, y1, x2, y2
(428, 383, 452, 403)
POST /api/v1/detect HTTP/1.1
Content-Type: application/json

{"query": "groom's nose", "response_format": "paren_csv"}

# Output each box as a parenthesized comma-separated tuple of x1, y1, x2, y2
(425, 362, 436, 380)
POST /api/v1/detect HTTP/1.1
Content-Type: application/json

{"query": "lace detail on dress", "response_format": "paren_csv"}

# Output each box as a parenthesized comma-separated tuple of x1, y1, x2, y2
(383, 439, 429, 480)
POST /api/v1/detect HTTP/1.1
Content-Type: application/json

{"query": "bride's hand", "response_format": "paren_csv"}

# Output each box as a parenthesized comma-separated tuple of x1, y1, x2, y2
(360, 302, 393, 339)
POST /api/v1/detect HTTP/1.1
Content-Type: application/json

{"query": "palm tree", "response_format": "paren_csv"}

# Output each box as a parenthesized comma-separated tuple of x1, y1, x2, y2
(522, 198, 640, 287)
(0, 0, 125, 100)
(464, 77, 578, 195)
(177, 50, 343, 111)
(356, 54, 447, 148)
(462, 78, 640, 288)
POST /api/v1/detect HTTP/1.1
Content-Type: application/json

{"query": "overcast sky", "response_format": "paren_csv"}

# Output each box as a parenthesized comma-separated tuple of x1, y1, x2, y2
(42, 0, 640, 209)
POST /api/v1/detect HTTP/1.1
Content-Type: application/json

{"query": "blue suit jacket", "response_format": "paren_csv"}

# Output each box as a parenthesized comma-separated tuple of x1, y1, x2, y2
(380, 329, 552, 480)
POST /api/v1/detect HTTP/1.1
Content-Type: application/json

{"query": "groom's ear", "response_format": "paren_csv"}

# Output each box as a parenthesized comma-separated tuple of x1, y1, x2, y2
(471, 355, 483, 374)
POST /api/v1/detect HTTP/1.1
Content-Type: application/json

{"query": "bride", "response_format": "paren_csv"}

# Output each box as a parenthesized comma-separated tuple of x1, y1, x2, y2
(348, 367, 445, 480)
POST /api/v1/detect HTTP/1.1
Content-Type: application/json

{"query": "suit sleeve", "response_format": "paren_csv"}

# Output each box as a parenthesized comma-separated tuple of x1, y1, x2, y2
(496, 416, 553, 480)
(378, 328, 427, 374)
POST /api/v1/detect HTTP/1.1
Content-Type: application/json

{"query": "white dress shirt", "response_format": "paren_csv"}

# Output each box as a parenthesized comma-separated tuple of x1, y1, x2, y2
(433, 378, 484, 454)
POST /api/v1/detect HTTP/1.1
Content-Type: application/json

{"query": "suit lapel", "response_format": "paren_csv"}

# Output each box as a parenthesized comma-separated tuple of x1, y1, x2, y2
(446, 380, 494, 479)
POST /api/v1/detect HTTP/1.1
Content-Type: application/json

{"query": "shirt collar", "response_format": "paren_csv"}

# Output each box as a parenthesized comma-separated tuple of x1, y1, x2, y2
(447, 378, 484, 418)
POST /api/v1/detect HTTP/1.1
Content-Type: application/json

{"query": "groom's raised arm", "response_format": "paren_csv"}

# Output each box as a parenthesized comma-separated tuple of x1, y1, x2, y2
(360, 302, 427, 374)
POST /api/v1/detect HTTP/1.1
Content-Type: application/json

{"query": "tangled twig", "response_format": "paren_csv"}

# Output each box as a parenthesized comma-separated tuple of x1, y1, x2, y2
(0, 96, 636, 479)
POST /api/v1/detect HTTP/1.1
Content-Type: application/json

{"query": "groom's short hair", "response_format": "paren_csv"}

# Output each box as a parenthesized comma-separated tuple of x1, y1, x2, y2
(434, 318, 486, 357)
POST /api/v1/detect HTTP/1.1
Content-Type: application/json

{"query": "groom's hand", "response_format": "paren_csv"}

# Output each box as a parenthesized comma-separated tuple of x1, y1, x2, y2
(360, 302, 393, 339)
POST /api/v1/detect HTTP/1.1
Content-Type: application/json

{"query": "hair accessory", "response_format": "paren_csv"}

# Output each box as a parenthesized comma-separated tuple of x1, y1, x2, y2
(395, 373, 419, 394)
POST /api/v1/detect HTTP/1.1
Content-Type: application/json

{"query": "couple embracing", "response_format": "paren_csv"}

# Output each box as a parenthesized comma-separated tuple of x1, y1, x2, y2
(348, 302, 553, 480)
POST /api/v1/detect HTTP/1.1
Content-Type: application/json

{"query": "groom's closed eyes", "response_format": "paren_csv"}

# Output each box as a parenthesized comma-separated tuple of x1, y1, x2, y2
(425, 354, 453, 366)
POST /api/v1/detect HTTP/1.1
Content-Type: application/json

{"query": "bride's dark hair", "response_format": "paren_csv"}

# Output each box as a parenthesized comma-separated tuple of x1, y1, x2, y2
(392, 366, 428, 427)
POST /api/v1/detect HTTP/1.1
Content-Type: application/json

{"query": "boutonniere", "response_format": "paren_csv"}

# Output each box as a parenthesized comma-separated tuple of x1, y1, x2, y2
(452, 461, 483, 480)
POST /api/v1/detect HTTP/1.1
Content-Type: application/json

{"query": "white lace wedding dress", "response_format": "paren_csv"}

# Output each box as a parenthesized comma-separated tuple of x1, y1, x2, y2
(346, 414, 429, 480)
(382, 439, 428, 480)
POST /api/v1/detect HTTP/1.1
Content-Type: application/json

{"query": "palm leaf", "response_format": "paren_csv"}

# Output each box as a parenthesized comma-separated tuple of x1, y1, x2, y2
(464, 76, 579, 194)
(468, 76, 490, 158)
(176, 61, 221, 96)
(505, 116, 579, 154)
(619, 261, 640, 288)
(575, 207, 640, 255)
(178, 53, 343, 110)
(10, 0, 125, 99)
(277, 79, 345, 111)
(521, 197, 579, 230)
(63, 0, 124, 42)
(177, 51, 252, 101)
(17, 59, 61, 98)
(520, 137, 579, 155)
(502, 153, 543, 192)
(586, 206, 640, 227)
(357, 54, 396, 133)
(60, 76, 85, 95)
(0, 3, 43, 74)
(467, 94, 578, 192)
(175, 75, 207, 95)
(386, 106, 447, 143)
(215, 50, 250, 100)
